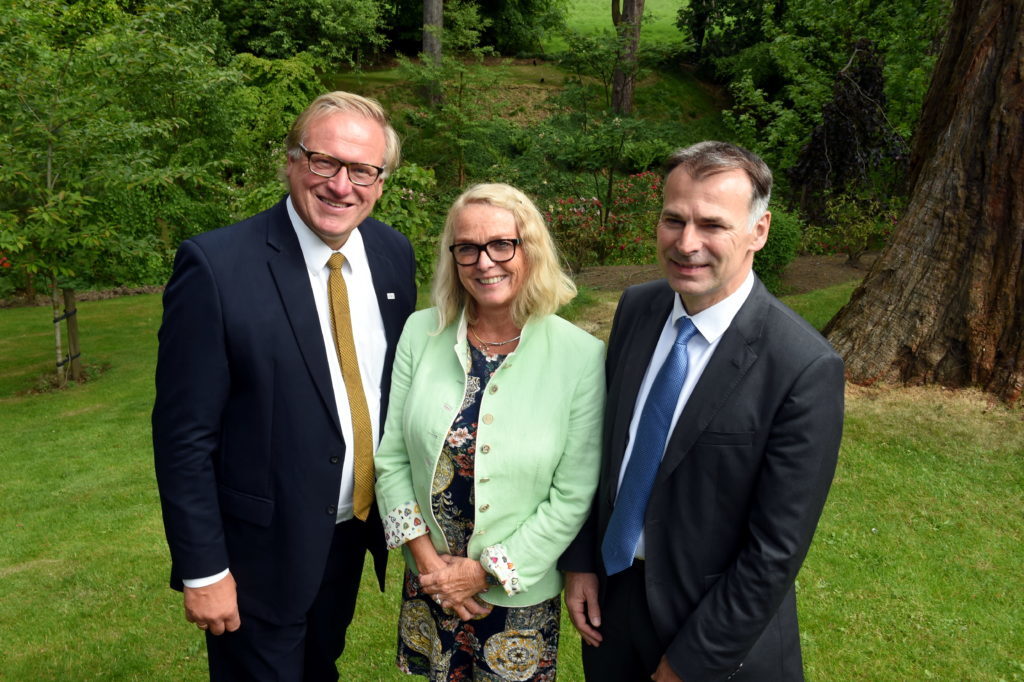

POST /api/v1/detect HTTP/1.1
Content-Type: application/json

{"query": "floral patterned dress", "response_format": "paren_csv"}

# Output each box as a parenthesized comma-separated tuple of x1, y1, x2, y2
(396, 344, 561, 682)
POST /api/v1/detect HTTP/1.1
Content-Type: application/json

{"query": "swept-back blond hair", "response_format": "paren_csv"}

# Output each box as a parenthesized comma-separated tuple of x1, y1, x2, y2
(284, 91, 401, 177)
(432, 183, 576, 330)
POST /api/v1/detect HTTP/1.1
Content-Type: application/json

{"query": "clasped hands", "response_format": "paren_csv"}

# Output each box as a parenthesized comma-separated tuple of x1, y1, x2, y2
(418, 554, 493, 621)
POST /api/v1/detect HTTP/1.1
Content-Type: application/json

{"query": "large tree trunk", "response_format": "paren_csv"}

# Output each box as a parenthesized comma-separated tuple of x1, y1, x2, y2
(612, 0, 644, 115)
(824, 0, 1024, 403)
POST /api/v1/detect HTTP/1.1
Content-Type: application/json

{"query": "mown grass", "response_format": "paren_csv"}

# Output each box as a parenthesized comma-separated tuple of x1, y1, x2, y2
(546, 0, 687, 52)
(2, 282, 1021, 680)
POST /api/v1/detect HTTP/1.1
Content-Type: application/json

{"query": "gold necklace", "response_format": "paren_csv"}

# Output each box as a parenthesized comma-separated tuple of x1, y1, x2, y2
(470, 327, 521, 350)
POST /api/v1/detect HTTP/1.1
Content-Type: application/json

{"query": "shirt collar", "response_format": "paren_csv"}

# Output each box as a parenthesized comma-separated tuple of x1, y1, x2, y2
(286, 195, 366, 274)
(671, 270, 755, 344)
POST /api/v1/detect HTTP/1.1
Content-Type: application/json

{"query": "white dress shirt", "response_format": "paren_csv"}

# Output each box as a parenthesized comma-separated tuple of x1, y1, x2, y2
(287, 197, 387, 522)
(183, 199, 386, 588)
(617, 270, 755, 560)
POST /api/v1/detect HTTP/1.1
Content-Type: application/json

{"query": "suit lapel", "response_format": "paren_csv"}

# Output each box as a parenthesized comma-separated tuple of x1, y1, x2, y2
(264, 202, 342, 436)
(655, 278, 770, 484)
(360, 220, 405, 350)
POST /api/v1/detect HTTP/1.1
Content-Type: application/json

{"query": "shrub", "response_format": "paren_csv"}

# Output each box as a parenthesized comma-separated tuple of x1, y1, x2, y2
(545, 171, 661, 273)
(799, 194, 898, 265)
(373, 163, 443, 286)
(755, 205, 801, 295)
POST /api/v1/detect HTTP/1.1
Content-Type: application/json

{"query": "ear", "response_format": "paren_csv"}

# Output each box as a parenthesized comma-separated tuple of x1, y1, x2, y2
(749, 211, 770, 253)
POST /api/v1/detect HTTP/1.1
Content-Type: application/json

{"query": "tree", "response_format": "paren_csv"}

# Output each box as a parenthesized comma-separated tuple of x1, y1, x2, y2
(824, 0, 1024, 404)
(422, 0, 443, 105)
(0, 0, 305, 384)
(423, 0, 443, 64)
(478, 0, 567, 55)
(611, 0, 644, 115)
(397, 1, 495, 186)
(788, 39, 907, 223)
(720, 0, 948, 174)
(212, 0, 388, 70)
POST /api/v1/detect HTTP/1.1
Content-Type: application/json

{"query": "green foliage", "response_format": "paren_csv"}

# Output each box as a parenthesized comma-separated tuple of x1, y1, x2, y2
(395, 2, 501, 187)
(0, 0, 331, 299)
(714, 0, 948, 193)
(800, 194, 898, 265)
(212, 0, 389, 70)
(754, 205, 801, 295)
(479, 0, 569, 56)
(0, 0, 245, 291)
(677, 0, 780, 62)
(373, 163, 443, 287)
(787, 40, 907, 221)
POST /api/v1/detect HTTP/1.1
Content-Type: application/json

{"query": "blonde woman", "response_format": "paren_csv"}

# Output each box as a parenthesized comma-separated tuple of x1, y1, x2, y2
(375, 183, 605, 680)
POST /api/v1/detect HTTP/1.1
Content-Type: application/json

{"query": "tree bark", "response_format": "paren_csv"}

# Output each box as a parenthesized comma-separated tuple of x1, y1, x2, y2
(50, 280, 64, 385)
(824, 0, 1024, 403)
(612, 0, 644, 115)
(423, 0, 442, 64)
(63, 287, 81, 382)
(423, 0, 443, 106)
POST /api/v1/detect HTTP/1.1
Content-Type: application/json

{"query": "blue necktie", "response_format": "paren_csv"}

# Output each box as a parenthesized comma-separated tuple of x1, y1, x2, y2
(602, 317, 699, 575)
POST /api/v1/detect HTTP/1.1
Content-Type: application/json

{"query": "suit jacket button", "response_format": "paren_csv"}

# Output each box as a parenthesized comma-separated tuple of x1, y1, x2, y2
(326, 505, 337, 515)
(330, 456, 340, 464)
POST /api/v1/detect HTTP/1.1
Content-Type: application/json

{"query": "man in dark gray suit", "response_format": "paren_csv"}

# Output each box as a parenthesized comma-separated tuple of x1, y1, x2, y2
(561, 141, 844, 681)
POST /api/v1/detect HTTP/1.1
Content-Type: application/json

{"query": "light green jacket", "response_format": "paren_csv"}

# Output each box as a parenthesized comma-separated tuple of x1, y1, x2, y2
(375, 307, 605, 607)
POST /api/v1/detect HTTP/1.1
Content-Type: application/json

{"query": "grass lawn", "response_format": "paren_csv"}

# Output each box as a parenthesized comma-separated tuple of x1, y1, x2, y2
(2, 284, 1022, 680)
(548, 0, 686, 52)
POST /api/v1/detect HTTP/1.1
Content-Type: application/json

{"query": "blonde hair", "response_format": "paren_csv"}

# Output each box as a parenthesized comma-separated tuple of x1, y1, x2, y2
(284, 91, 401, 178)
(431, 183, 576, 330)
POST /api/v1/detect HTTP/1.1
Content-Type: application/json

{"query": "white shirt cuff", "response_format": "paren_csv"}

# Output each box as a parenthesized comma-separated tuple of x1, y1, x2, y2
(182, 568, 230, 589)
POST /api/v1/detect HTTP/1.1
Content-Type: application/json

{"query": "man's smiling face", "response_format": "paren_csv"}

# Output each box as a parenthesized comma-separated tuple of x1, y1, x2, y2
(286, 111, 385, 249)
(657, 166, 769, 315)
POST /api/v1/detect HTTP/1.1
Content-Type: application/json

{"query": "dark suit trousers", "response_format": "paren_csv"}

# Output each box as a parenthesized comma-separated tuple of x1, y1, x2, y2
(582, 561, 665, 682)
(205, 518, 370, 681)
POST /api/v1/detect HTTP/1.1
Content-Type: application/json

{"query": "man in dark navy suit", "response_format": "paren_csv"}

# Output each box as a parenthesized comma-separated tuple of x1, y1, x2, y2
(561, 142, 844, 681)
(153, 91, 416, 680)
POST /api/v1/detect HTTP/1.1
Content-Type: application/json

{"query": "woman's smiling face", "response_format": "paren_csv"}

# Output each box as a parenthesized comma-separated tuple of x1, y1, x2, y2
(452, 203, 527, 317)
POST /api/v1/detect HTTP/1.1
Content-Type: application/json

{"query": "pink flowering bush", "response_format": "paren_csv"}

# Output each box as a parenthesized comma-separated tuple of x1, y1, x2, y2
(547, 172, 661, 273)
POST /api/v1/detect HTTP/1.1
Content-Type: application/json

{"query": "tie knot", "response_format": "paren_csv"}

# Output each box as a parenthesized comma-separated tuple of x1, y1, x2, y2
(327, 252, 346, 271)
(675, 317, 698, 347)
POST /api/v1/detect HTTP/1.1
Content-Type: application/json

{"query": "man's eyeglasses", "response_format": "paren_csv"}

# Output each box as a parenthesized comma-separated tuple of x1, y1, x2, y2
(298, 143, 383, 186)
(448, 239, 522, 266)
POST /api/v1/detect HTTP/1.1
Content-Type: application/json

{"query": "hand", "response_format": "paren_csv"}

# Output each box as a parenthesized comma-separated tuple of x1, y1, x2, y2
(183, 572, 241, 636)
(651, 656, 684, 682)
(420, 556, 492, 621)
(564, 571, 603, 647)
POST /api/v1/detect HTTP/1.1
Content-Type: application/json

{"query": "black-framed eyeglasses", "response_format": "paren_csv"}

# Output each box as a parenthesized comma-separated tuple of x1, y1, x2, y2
(448, 238, 522, 266)
(298, 143, 384, 186)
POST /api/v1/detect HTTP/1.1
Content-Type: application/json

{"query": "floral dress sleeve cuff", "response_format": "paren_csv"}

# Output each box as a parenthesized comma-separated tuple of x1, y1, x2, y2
(480, 544, 523, 596)
(383, 501, 430, 550)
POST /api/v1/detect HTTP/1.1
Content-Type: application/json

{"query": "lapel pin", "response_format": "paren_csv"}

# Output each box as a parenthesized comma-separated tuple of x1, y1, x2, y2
(387, 292, 396, 300)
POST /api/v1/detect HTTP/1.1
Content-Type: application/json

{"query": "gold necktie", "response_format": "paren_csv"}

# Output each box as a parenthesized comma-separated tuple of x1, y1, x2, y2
(326, 253, 374, 521)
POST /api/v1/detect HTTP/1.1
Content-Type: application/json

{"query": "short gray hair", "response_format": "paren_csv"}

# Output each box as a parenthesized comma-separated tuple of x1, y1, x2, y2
(664, 141, 772, 231)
